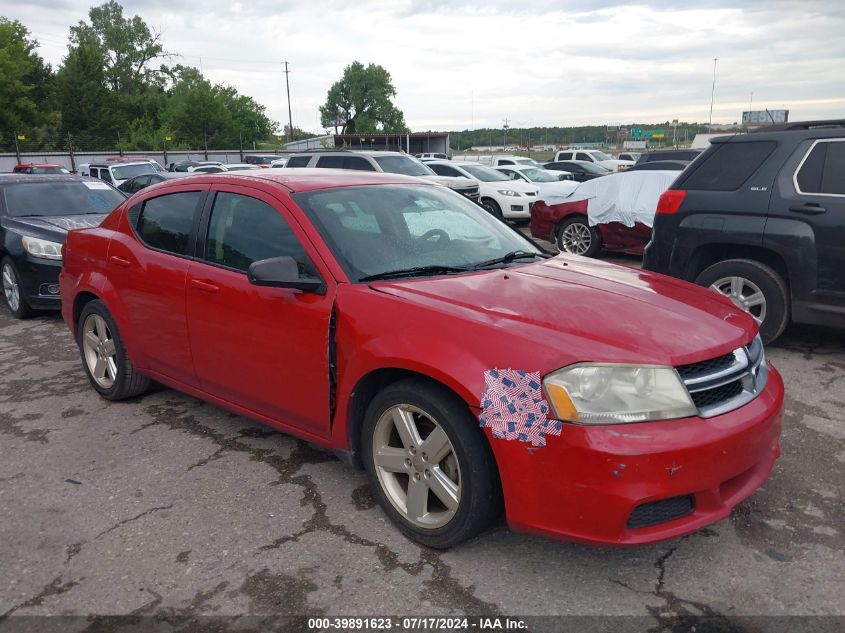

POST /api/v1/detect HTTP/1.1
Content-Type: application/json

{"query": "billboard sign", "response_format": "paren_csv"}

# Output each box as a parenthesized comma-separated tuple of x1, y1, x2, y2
(742, 110, 789, 125)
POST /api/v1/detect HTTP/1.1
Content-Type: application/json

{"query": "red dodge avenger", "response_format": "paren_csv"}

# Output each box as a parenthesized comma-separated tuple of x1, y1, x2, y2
(60, 170, 783, 548)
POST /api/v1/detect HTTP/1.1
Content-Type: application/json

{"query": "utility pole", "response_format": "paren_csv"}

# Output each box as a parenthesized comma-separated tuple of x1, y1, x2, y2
(708, 57, 718, 133)
(502, 118, 509, 151)
(283, 61, 293, 144)
(13, 132, 21, 164)
(67, 133, 76, 173)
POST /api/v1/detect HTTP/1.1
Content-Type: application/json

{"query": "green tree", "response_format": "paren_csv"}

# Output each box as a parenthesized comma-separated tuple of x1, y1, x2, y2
(57, 40, 115, 147)
(0, 19, 53, 135)
(319, 61, 407, 134)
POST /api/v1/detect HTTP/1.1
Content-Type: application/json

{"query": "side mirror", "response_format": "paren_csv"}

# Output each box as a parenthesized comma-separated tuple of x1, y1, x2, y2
(248, 256, 325, 294)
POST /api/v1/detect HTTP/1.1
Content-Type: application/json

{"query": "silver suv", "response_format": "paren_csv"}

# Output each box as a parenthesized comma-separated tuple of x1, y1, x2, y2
(284, 150, 480, 203)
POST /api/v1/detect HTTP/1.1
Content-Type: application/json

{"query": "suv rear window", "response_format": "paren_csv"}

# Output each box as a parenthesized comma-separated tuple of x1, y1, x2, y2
(681, 141, 776, 191)
(796, 140, 845, 195)
(286, 156, 312, 168)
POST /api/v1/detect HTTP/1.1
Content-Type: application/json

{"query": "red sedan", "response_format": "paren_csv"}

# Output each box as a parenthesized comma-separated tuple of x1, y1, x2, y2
(59, 170, 783, 548)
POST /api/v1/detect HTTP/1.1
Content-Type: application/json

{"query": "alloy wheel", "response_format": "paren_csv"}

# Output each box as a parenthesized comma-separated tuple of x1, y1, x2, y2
(2, 263, 20, 312)
(81, 313, 118, 388)
(559, 222, 592, 255)
(372, 404, 461, 529)
(710, 276, 767, 324)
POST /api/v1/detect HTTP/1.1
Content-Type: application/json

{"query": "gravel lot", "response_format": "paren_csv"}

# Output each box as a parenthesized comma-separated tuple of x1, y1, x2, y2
(1, 253, 843, 630)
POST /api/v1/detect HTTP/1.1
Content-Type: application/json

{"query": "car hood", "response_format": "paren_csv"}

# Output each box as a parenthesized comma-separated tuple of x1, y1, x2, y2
(419, 175, 477, 189)
(370, 255, 756, 367)
(3, 214, 108, 241)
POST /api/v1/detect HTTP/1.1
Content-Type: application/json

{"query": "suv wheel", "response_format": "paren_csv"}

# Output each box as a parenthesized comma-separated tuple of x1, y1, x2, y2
(78, 300, 150, 400)
(362, 378, 501, 548)
(557, 217, 601, 257)
(480, 197, 504, 220)
(2, 257, 34, 319)
(695, 259, 789, 344)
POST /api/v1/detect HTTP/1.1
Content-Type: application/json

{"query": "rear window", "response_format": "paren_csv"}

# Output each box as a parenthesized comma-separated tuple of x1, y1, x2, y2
(2, 181, 125, 217)
(681, 141, 776, 191)
(286, 156, 312, 168)
(316, 156, 376, 171)
(796, 140, 845, 195)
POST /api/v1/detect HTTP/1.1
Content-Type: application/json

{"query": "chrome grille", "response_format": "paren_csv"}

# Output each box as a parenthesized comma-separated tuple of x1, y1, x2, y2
(677, 335, 767, 418)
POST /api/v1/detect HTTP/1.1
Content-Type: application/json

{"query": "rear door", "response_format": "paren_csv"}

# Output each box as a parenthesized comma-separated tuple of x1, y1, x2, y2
(185, 184, 336, 436)
(770, 137, 845, 305)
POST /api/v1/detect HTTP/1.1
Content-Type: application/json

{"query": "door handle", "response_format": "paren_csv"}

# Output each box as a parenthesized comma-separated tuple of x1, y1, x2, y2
(789, 203, 826, 215)
(109, 255, 131, 268)
(190, 279, 220, 294)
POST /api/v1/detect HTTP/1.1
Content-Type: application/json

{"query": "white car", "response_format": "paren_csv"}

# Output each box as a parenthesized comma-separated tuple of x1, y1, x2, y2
(415, 152, 449, 160)
(425, 160, 539, 220)
(269, 157, 288, 168)
(494, 165, 580, 201)
(554, 149, 634, 172)
(81, 161, 158, 187)
(188, 163, 261, 173)
(453, 154, 543, 169)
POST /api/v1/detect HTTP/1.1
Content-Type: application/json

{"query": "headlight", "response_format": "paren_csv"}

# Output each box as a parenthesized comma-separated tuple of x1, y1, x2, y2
(543, 363, 696, 425)
(21, 235, 63, 260)
(496, 189, 522, 197)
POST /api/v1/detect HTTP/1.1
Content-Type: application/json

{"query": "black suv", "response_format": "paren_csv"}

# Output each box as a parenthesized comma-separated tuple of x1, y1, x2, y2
(644, 120, 845, 343)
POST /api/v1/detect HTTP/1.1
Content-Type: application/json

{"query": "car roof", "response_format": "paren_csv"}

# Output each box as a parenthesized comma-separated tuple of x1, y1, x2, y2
(292, 150, 404, 157)
(151, 168, 434, 193)
(90, 161, 155, 168)
(0, 174, 101, 184)
(14, 163, 65, 168)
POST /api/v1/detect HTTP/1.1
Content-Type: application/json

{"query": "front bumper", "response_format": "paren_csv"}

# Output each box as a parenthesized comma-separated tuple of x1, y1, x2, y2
(14, 254, 62, 310)
(487, 363, 784, 546)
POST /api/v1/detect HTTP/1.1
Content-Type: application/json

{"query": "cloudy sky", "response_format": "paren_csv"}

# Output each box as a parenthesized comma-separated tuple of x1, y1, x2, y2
(8, 0, 845, 133)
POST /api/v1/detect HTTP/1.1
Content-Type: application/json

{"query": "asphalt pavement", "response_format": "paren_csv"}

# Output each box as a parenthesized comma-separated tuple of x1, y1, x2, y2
(0, 276, 843, 631)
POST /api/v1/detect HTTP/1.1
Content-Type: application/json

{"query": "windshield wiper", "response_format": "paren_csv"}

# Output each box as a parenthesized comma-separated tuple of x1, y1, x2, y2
(359, 265, 471, 282)
(471, 250, 549, 270)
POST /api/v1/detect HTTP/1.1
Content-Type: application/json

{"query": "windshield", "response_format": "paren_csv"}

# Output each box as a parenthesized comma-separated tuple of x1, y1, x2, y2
(590, 151, 613, 161)
(514, 158, 541, 167)
(2, 181, 125, 217)
(31, 166, 70, 174)
(294, 185, 542, 282)
(582, 162, 612, 174)
(461, 165, 509, 182)
(111, 164, 157, 180)
(373, 156, 434, 177)
(521, 168, 559, 182)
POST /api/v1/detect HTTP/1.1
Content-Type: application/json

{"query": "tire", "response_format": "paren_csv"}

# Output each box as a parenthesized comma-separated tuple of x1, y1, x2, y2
(556, 216, 602, 257)
(77, 299, 149, 400)
(480, 197, 504, 220)
(361, 378, 501, 548)
(1, 257, 34, 319)
(695, 259, 789, 344)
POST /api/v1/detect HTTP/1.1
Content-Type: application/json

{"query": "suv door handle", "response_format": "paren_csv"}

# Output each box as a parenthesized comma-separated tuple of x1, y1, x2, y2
(190, 279, 220, 294)
(789, 203, 826, 215)
(109, 255, 131, 268)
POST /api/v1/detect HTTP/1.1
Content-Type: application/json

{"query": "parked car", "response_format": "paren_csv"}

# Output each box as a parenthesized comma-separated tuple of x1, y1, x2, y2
(80, 161, 158, 187)
(543, 160, 610, 182)
(1, 175, 125, 318)
(644, 119, 845, 344)
(425, 160, 539, 220)
(416, 152, 449, 160)
(244, 154, 283, 168)
(102, 156, 164, 172)
(189, 163, 261, 173)
(284, 150, 480, 203)
(454, 155, 542, 169)
(530, 170, 677, 257)
(59, 170, 783, 548)
(168, 160, 222, 172)
(635, 149, 703, 165)
(270, 157, 288, 168)
(554, 149, 633, 172)
(618, 152, 642, 162)
(12, 164, 70, 175)
(627, 160, 689, 172)
(494, 165, 580, 199)
(117, 172, 193, 195)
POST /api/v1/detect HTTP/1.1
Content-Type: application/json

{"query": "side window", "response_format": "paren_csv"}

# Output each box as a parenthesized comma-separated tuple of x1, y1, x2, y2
(286, 156, 312, 168)
(797, 141, 845, 195)
(100, 170, 115, 184)
(499, 159, 514, 165)
(344, 156, 376, 171)
(316, 156, 345, 169)
(204, 192, 316, 275)
(683, 141, 777, 191)
(430, 165, 461, 177)
(576, 153, 592, 161)
(137, 191, 203, 256)
(89, 168, 99, 179)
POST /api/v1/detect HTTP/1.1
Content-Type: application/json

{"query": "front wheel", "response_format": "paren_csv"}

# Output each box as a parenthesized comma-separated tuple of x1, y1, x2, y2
(695, 259, 789, 344)
(2, 257, 34, 319)
(480, 197, 504, 220)
(556, 216, 601, 257)
(78, 300, 150, 400)
(362, 379, 501, 548)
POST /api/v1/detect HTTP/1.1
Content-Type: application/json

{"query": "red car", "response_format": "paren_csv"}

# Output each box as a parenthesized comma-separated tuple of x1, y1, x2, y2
(59, 170, 783, 548)
(12, 163, 70, 175)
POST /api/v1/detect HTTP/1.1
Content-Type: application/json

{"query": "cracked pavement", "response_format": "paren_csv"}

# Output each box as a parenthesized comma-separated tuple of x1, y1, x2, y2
(0, 298, 843, 631)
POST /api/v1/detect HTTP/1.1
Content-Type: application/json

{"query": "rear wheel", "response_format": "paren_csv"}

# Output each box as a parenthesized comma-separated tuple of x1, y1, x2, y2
(78, 300, 149, 400)
(695, 259, 789, 344)
(362, 379, 501, 548)
(1, 257, 34, 319)
(480, 197, 504, 220)
(556, 216, 601, 257)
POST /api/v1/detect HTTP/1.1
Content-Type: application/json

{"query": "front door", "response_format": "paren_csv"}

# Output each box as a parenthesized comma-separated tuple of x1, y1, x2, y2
(185, 185, 336, 437)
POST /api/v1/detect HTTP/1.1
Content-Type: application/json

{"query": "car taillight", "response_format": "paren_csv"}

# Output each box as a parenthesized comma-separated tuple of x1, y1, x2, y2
(656, 189, 686, 214)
